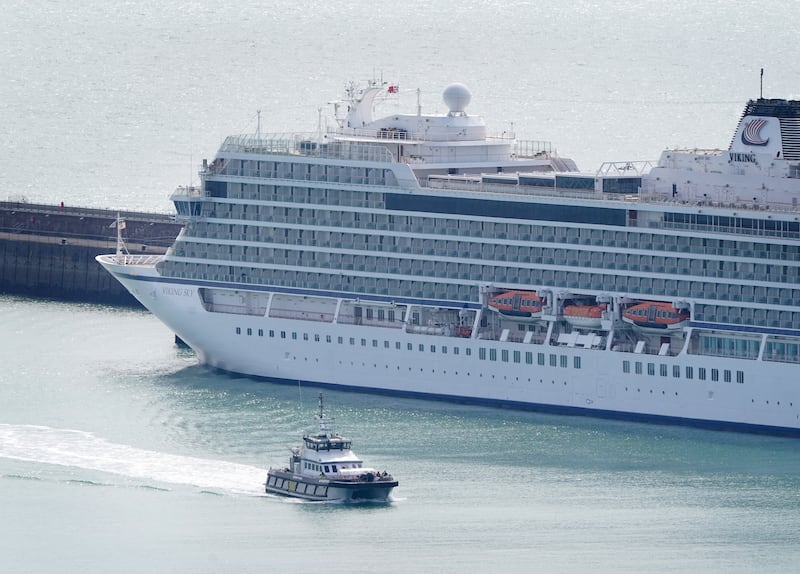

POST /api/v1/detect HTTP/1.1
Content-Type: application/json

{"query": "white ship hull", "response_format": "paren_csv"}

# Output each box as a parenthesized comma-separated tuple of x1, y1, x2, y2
(99, 259, 800, 436)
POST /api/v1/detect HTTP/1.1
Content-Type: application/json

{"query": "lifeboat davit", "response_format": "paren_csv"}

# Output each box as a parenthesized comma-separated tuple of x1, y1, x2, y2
(563, 303, 607, 329)
(622, 302, 689, 333)
(488, 290, 544, 322)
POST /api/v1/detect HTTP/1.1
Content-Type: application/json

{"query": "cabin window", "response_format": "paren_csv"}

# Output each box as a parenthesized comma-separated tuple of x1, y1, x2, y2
(560, 355, 567, 368)
(235, 327, 241, 335)
(549, 354, 557, 367)
(635, 362, 643, 375)
(724, 370, 732, 383)
(736, 371, 744, 384)
(623, 360, 630, 374)
(332, 465, 338, 472)
(673, 366, 680, 378)
(490, 349, 497, 361)
(699, 368, 707, 381)
(573, 356, 581, 369)
(685, 366, 693, 380)
(538, 353, 545, 366)
(513, 351, 520, 363)
(711, 369, 719, 382)
(270, 330, 275, 337)
(660, 364, 668, 377)
(465, 348, 471, 356)
(479, 348, 487, 360)
(324, 466, 330, 473)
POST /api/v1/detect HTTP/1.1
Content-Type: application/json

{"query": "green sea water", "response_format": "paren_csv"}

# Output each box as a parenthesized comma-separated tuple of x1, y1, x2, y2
(4, 0, 800, 570)
(1, 296, 799, 573)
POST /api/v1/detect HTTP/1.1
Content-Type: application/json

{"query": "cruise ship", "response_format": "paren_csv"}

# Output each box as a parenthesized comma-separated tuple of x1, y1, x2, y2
(98, 80, 800, 436)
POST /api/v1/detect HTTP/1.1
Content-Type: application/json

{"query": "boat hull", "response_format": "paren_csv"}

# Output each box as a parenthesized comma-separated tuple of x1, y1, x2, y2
(266, 469, 397, 502)
(94, 259, 800, 437)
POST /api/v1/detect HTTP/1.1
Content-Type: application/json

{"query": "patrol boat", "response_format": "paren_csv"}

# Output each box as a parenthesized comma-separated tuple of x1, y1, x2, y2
(265, 394, 398, 501)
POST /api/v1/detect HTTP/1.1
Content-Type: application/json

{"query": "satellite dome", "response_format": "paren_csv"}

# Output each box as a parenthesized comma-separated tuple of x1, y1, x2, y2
(443, 83, 471, 114)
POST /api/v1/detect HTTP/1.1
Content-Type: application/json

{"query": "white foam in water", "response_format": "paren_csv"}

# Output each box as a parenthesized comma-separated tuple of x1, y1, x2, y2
(0, 424, 265, 495)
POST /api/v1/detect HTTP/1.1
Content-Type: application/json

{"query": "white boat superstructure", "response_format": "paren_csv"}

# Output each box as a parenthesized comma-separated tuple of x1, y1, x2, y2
(98, 81, 800, 436)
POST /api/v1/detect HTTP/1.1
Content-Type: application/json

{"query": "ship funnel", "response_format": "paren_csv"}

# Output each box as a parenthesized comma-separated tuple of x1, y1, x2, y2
(729, 99, 800, 161)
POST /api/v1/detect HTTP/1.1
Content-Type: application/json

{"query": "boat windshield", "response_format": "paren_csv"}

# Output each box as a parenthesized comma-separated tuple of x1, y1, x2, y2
(304, 437, 351, 451)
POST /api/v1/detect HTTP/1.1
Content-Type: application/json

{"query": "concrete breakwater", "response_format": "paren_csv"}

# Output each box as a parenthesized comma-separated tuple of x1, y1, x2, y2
(0, 201, 181, 306)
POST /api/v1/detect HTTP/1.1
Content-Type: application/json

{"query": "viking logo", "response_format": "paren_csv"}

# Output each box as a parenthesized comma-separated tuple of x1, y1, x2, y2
(741, 118, 770, 146)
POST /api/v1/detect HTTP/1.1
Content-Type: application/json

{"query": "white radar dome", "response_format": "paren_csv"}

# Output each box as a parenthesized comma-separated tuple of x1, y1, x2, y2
(443, 83, 471, 114)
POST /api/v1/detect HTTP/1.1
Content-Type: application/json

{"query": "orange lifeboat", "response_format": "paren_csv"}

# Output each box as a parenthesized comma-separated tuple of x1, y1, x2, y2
(563, 303, 607, 329)
(622, 302, 689, 332)
(488, 290, 544, 322)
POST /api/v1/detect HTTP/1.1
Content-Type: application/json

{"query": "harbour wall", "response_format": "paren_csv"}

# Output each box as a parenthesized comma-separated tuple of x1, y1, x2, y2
(0, 202, 181, 307)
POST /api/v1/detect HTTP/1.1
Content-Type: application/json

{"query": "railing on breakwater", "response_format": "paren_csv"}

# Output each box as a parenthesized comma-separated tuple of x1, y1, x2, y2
(0, 201, 181, 248)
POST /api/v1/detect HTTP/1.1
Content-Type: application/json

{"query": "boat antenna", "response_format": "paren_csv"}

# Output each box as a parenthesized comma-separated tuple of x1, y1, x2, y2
(760, 68, 764, 100)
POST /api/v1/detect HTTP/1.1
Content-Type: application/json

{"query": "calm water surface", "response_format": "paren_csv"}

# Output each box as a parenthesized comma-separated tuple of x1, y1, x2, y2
(1, 296, 799, 573)
(3, 1, 800, 571)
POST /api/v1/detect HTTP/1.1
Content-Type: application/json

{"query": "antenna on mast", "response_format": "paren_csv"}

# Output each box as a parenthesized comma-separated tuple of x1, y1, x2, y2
(760, 68, 764, 100)
(256, 109, 262, 139)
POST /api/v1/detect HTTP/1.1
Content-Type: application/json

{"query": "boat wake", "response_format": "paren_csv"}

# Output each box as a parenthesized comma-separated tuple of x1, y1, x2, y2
(0, 423, 265, 496)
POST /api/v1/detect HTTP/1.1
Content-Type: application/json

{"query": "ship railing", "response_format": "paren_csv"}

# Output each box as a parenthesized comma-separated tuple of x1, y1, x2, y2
(422, 178, 800, 223)
(171, 186, 203, 200)
(203, 302, 266, 316)
(328, 126, 549, 150)
(268, 308, 336, 323)
(217, 134, 396, 164)
(513, 140, 554, 158)
(596, 160, 655, 176)
(422, 178, 629, 202)
(111, 253, 163, 266)
(330, 126, 517, 143)
(336, 313, 405, 329)
(637, 190, 788, 210)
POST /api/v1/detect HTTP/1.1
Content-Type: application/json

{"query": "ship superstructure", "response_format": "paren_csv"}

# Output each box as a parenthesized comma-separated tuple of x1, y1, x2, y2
(98, 81, 800, 436)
